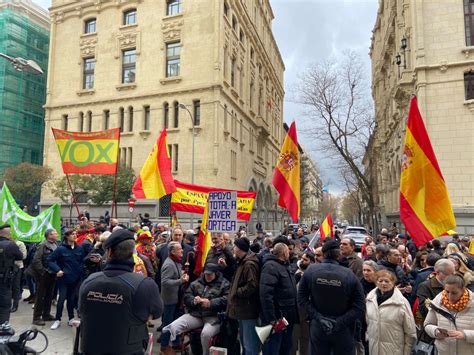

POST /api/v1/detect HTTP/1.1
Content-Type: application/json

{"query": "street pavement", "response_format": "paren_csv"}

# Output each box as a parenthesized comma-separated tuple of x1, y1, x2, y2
(8, 291, 162, 355)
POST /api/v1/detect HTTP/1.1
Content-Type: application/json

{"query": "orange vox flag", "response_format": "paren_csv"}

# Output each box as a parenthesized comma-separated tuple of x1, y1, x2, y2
(194, 199, 212, 275)
(320, 213, 334, 241)
(272, 122, 300, 222)
(400, 97, 456, 247)
(132, 129, 176, 199)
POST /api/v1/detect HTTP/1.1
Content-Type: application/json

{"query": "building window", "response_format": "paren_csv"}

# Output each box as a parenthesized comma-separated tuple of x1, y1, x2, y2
(103, 110, 110, 130)
(123, 9, 137, 25)
(224, 2, 229, 17)
(193, 100, 200, 126)
(250, 81, 254, 108)
(240, 119, 243, 142)
(127, 147, 133, 168)
(232, 113, 238, 139)
(173, 144, 178, 172)
(119, 107, 125, 132)
(168, 144, 179, 172)
(143, 105, 150, 130)
(122, 48, 136, 83)
(128, 106, 134, 131)
(231, 150, 237, 179)
(239, 29, 244, 42)
(166, 42, 181, 77)
(167, 0, 182, 16)
(465, 0, 474, 46)
(78, 112, 84, 132)
(173, 101, 179, 128)
(86, 111, 92, 132)
(232, 15, 237, 31)
(250, 47, 254, 61)
(120, 147, 127, 167)
(465, 71, 474, 100)
(223, 104, 228, 133)
(62, 114, 69, 130)
(83, 57, 95, 89)
(249, 127, 254, 151)
(164, 102, 169, 128)
(230, 57, 236, 87)
(84, 18, 96, 33)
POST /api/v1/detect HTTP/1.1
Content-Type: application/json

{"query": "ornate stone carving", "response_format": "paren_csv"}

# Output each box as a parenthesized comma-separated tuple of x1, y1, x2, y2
(162, 20, 183, 42)
(80, 36, 98, 57)
(115, 31, 141, 58)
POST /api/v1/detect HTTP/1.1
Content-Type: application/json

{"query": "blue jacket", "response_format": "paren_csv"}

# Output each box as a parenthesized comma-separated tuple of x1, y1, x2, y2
(47, 242, 86, 284)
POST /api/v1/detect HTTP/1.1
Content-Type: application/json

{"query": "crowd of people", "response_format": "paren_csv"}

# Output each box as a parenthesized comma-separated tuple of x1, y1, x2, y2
(1, 215, 474, 355)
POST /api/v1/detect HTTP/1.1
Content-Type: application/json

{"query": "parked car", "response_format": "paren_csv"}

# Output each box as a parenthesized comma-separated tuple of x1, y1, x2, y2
(288, 223, 309, 234)
(341, 226, 369, 250)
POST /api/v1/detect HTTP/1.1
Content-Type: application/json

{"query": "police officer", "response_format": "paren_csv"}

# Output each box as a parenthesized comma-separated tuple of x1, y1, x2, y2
(0, 224, 23, 324)
(297, 239, 365, 355)
(78, 229, 163, 355)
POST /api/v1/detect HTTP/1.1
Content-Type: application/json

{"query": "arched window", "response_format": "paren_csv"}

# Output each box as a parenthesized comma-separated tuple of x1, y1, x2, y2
(465, 0, 474, 45)
(84, 18, 96, 33)
(163, 102, 169, 128)
(128, 106, 134, 131)
(78, 112, 84, 132)
(62, 114, 69, 130)
(119, 107, 124, 132)
(86, 111, 92, 132)
(464, 71, 474, 100)
(173, 101, 179, 128)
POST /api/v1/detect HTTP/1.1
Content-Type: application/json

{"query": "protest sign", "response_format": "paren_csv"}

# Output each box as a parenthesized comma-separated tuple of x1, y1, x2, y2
(207, 191, 237, 233)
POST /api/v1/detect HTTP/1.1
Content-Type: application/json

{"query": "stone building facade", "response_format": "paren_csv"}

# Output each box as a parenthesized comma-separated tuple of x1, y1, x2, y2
(300, 151, 323, 225)
(367, 0, 474, 233)
(41, 0, 286, 231)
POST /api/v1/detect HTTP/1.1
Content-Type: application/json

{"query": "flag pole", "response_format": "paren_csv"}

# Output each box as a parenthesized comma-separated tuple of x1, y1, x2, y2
(65, 174, 81, 217)
(111, 169, 119, 220)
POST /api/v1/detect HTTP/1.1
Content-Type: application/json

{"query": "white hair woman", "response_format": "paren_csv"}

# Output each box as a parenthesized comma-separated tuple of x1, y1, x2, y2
(365, 269, 417, 355)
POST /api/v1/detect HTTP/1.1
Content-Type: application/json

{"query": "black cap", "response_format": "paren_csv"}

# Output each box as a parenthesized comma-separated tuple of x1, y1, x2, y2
(234, 237, 250, 252)
(204, 263, 219, 274)
(322, 239, 340, 253)
(103, 229, 134, 250)
(0, 224, 11, 230)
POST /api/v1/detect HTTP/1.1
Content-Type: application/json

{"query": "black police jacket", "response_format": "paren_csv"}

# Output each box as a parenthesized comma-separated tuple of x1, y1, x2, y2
(297, 259, 365, 328)
(78, 259, 163, 354)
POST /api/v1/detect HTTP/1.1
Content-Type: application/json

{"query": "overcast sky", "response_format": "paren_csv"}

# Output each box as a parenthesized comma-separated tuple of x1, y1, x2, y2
(34, 0, 379, 193)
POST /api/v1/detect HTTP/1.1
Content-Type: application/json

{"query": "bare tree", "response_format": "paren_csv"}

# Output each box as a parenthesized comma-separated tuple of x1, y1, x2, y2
(295, 51, 376, 229)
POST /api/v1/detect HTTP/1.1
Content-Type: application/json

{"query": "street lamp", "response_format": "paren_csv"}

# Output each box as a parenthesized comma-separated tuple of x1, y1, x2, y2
(400, 36, 408, 69)
(178, 103, 195, 228)
(0, 52, 43, 75)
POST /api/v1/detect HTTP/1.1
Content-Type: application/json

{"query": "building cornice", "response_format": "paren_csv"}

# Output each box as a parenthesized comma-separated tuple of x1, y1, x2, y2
(0, 0, 50, 29)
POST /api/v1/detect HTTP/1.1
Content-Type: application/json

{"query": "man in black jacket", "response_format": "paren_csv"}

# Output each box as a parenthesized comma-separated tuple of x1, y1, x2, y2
(260, 243, 299, 355)
(0, 224, 23, 324)
(31, 229, 58, 325)
(298, 239, 365, 355)
(79, 229, 163, 355)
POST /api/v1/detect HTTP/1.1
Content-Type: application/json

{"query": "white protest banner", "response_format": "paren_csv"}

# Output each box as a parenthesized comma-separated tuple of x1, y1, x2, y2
(207, 191, 237, 233)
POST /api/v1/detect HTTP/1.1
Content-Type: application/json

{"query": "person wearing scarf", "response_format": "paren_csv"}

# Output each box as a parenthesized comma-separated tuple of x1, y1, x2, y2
(424, 274, 474, 355)
(365, 269, 416, 355)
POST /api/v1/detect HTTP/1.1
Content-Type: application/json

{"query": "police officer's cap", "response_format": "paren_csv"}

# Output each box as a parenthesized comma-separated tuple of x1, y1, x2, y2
(0, 224, 11, 230)
(103, 229, 134, 250)
(322, 239, 340, 253)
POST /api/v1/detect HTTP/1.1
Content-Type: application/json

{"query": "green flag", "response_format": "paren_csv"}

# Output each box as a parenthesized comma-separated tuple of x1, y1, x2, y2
(0, 183, 61, 243)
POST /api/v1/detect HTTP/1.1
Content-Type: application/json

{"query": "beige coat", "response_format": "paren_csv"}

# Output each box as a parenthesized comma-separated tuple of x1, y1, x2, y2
(424, 290, 474, 355)
(366, 287, 417, 355)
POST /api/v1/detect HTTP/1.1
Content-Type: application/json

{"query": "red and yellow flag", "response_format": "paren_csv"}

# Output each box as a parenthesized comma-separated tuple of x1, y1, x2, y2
(170, 180, 256, 221)
(320, 213, 334, 241)
(272, 122, 300, 222)
(194, 199, 211, 275)
(400, 97, 456, 247)
(52, 128, 120, 175)
(132, 129, 176, 199)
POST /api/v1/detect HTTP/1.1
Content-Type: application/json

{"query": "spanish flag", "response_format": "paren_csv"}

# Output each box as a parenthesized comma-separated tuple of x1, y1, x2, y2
(194, 199, 211, 275)
(400, 97, 456, 247)
(272, 122, 300, 222)
(320, 213, 334, 241)
(132, 129, 176, 199)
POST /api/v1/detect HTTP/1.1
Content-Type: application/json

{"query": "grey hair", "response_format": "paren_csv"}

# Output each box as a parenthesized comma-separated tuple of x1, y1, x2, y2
(363, 260, 379, 272)
(434, 258, 455, 273)
(168, 241, 180, 255)
(44, 229, 56, 239)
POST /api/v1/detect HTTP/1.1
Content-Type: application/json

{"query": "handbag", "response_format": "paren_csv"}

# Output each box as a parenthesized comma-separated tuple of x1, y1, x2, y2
(412, 328, 435, 355)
